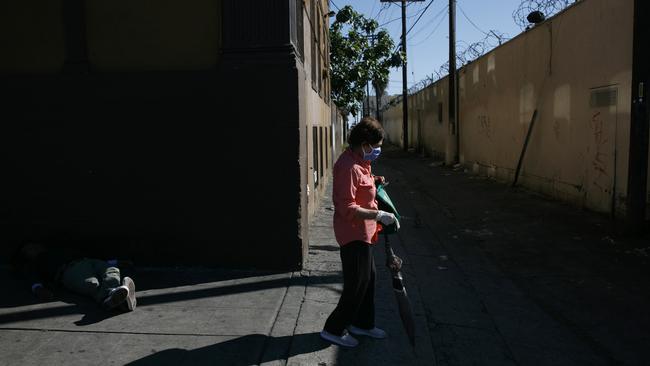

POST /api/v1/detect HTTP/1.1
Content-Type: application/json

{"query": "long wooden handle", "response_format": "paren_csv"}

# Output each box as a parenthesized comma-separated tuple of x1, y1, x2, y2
(384, 231, 395, 267)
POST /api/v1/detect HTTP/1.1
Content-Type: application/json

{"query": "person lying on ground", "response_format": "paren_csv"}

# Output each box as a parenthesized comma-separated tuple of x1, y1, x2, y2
(10, 241, 136, 311)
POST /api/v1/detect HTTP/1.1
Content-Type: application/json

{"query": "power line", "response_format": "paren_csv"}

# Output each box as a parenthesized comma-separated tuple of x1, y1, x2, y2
(406, 0, 436, 36)
(380, 5, 428, 27)
(458, 4, 489, 35)
(389, 0, 434, 52)
(379, 3, 397, 25)
(329, 0, 340, 11)
(410, 5, 448, 46)
(380, 16, 405, 27)
(373, 3, 390, 22)
(407, 4, 448, 41)
(369, 1, 377, 20)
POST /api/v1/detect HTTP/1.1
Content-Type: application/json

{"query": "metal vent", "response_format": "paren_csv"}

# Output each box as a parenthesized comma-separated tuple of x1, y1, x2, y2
(590, 88, 618, 108)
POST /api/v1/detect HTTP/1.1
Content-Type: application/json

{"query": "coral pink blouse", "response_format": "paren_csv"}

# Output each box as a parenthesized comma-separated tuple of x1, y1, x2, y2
(332, 148, 379, 246)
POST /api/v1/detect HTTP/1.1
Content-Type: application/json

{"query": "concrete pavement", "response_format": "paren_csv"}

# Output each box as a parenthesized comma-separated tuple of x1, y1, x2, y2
(373, 146, 650, 366)
(1, 145, 649, 365)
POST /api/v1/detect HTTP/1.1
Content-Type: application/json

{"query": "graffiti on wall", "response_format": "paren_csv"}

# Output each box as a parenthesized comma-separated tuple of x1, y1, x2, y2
(589, 111, 610, 194)
(478, 115, 492, 140)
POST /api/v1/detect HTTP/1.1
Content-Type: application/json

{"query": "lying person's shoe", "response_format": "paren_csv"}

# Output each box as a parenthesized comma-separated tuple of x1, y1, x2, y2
(121, 277, 136, 311)
(320, 330, 359, 347)
(347, 325, 388, 339)
(33, 285, 54, 301)
(102, 286, 129, 310)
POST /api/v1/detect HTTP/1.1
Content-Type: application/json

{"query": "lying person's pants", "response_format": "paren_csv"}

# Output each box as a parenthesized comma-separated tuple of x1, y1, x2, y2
(61, 258, 121, 303)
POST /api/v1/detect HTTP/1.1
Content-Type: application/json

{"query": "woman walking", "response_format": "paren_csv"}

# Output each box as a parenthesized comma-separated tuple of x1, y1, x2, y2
(320, 117, 400, 348)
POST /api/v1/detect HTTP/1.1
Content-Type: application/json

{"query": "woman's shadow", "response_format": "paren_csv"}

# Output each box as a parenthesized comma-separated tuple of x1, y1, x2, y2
(125, 332, 329, 366)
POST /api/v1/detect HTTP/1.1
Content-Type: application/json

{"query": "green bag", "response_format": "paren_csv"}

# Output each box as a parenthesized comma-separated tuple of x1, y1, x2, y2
(376, 183, 401, 235)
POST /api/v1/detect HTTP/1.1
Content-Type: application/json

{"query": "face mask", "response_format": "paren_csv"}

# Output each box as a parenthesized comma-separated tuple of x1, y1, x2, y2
(362, 144, 381, 161)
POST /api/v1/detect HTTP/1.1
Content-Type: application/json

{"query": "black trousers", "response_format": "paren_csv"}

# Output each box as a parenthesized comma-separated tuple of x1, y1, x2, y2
(323, 241, 376, 336)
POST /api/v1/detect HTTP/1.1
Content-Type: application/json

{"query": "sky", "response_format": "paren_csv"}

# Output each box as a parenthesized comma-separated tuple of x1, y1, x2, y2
(328, 0, 525, 96)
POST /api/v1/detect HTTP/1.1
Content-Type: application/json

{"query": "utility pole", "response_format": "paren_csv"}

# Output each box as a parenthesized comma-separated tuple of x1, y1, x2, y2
(363, 32, 379, 117)
(401, 0, 409, 150)
(366, 77, 371, 117)
(376, 90, 381, 121)
(381, 0, 424, 151)
(370, 34, 376, 119)
(366, 79, 370, 116)
(365, 30, 370, 117)
(449, 0, 459, 163)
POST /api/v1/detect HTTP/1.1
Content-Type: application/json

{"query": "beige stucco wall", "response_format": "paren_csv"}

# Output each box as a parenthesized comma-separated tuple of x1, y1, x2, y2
(407, 81, 451, 160)
(305, 83, 333, 218)
(383, 0, 635, 215)
(301, 0, 334, 220)
(383, 102, 403, 146)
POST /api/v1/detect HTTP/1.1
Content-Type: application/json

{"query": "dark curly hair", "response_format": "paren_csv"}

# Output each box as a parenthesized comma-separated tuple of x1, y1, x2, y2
(347, 117, 385, 148)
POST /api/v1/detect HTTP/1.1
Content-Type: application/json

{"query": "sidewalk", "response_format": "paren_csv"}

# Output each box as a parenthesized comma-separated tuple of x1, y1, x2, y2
(0, 178, 431, 366)
(0, 181, 434, 366)
(1, 146, 649, 365)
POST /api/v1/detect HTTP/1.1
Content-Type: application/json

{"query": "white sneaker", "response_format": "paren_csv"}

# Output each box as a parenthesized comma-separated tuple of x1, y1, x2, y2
(320, 330, 359, 347)
(347, 325, 387, 339)
(122, 277, 136, 311)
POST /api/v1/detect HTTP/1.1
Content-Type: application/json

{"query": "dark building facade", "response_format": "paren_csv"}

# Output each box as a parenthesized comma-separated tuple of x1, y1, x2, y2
(0, 0, 336, 270)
